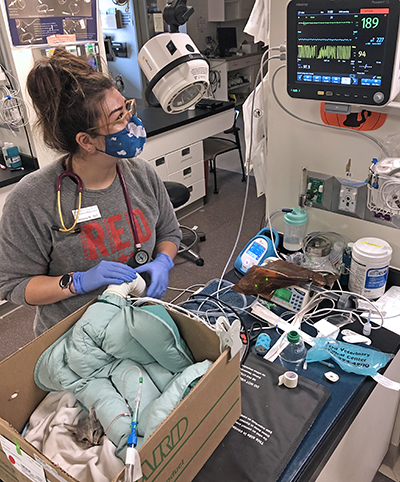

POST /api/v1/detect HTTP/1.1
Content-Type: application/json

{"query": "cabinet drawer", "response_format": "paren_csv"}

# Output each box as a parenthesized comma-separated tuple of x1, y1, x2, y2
(176, 179, 206, 210)
(166, 141, 203, 175)
(168, 160, 204, 186)
(148, 156, 168, 181)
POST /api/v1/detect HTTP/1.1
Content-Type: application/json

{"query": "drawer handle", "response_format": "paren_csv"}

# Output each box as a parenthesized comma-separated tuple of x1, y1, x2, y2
(182, 147, 190, 156)
(155, 157, 165, 166)
(183, 167, 192, 176)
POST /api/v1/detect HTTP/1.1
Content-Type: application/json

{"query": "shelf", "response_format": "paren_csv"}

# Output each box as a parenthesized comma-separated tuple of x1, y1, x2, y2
(228, 81, 250, 92)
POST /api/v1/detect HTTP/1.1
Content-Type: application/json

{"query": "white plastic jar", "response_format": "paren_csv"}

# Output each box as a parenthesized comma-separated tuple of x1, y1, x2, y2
(348, 237, 392, 299)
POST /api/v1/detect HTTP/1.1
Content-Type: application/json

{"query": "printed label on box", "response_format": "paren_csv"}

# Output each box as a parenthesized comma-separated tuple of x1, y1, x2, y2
(0, 435, 46, 482)
(33, 454, 68, 482)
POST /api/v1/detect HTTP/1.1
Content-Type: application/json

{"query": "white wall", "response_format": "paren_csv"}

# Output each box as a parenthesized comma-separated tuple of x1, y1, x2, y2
(266, 0, 400, 268)
(99, 0, 143, 100)
(186, 0, 217, 53)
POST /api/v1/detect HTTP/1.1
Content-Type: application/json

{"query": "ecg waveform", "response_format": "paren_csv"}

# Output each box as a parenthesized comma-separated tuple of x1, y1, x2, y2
(298, 21, 353, 26)
(298, 44, 352, 60)
(298, 38, 353, 42)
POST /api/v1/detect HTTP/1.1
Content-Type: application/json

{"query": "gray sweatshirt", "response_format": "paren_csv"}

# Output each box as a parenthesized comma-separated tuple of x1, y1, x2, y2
(0, 157, 181, 335)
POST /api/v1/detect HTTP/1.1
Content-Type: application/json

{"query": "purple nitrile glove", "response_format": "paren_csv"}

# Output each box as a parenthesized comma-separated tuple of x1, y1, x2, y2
(135, 252, 174, 299)
(72, 260, 137, 295)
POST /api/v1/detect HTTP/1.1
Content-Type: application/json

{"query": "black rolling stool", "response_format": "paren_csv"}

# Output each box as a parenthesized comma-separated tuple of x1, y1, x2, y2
(164, 181, 205, 266)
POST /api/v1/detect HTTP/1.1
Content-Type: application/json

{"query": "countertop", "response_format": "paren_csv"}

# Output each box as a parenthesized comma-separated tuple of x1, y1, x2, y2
(223, 263, 400, 482)
(136, 100, 235, 138)
(0, 153, 39, 189)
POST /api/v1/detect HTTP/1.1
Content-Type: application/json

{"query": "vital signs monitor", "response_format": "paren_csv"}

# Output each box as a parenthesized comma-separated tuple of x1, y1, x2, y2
(286, 0, 400, 106)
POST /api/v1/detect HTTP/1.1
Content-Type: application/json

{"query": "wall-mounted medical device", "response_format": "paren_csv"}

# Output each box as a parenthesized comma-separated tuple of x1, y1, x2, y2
(286, 0, 400, 106)
(367, 157, 400, 218)
(234, 228, 279, 275)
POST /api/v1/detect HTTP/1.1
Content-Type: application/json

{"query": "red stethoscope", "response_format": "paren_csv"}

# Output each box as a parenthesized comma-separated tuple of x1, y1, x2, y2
(52, 157, 149, 267)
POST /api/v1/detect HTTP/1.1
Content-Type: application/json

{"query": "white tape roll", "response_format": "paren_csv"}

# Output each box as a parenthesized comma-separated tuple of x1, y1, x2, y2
(324, 371, 339, 383)
(278, 371, 298, 388)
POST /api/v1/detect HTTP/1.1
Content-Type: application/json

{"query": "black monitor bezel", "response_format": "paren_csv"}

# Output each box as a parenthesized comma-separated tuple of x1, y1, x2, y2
(286, 0, 400, 106)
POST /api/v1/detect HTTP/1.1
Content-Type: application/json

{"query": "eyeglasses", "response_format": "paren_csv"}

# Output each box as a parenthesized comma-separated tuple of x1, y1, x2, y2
(87, 99, 137, 133)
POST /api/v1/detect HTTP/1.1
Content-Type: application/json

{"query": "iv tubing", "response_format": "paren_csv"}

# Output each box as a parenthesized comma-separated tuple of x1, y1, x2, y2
(124, 368, 143, 482)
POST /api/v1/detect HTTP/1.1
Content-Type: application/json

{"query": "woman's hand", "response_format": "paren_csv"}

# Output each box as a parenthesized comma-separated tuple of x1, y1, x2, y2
(73, 260, 137, 294)
(135, 253, 174, 299)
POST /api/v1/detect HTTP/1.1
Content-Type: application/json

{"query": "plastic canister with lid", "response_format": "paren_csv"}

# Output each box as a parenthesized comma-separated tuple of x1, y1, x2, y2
(348, 237, 392, 299)
(283, 207, 308, 251)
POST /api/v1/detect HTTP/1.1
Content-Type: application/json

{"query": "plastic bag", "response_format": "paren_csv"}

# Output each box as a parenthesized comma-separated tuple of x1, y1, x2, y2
(233, 259, 337, 299)
(306, 336, 392, 377)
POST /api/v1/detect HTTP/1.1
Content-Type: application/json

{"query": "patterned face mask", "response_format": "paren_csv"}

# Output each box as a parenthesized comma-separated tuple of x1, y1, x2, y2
(102, 115, 146, 158)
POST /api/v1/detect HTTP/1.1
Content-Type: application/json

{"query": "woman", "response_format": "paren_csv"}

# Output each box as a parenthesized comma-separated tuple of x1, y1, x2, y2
(0, 49, 181, 336)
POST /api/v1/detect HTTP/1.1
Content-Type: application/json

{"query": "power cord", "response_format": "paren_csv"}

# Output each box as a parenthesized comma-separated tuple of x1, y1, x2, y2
(209, 69, 221, 94)
(216, 46, 287, 295)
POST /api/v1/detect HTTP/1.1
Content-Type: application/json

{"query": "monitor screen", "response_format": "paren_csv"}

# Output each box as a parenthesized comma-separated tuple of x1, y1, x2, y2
(217, 27, 237, 57)
(286, 0, 400, 106)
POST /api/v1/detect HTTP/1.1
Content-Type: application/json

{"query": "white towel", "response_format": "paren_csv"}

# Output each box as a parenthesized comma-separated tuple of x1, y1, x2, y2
(244, 0, 270, 46)
(25, 391, 124, 482)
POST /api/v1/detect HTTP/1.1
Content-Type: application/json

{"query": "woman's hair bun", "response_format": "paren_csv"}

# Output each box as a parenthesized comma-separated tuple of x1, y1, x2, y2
(27, 48, 113, 154)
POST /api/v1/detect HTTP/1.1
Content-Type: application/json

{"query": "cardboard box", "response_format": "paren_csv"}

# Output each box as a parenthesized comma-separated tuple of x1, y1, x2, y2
(0, 302, 241, 482)
(241, 43, 259, 54)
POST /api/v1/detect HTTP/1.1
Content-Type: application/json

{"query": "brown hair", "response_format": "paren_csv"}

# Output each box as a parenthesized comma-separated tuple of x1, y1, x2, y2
(27, 48, 114, 154)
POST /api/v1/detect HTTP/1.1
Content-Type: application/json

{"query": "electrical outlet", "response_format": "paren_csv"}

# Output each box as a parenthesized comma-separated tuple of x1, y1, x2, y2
(339, 184, 358, 213)
(332, 177, 367, 219)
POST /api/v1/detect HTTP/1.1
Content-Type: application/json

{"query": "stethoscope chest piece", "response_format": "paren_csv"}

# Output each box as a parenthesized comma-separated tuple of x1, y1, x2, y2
(128, 249, 149, 269)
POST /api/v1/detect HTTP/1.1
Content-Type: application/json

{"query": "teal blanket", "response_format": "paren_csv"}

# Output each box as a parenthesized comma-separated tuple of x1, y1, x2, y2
(34, 293, 212, 459)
